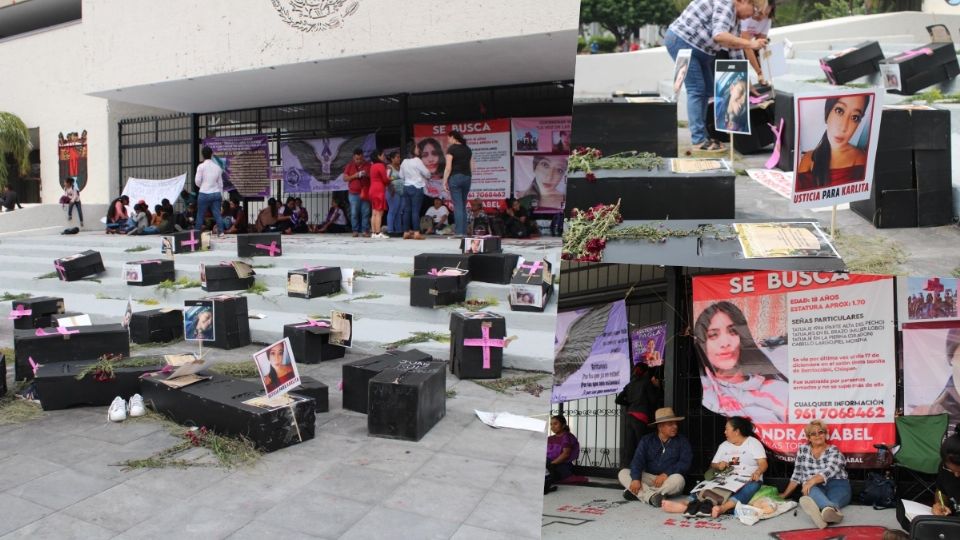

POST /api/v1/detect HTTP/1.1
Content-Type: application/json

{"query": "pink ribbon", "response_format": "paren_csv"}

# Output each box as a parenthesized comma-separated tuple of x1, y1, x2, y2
(462, 325, 504, 370)
(8, 305, 32, 320)
(295, 319, 331, 329)
(820, 59, 836, 84)
(138, 259, 165, 265)
(897, 47, 933, 62)
(35, 326, 79, 337)
(749, 94, 769, 105)
(520, 260, 544, 275)
(53, 260, 67, 280)
(28, 356, 40, 376)
(765, 117, 785, 170)
(182, 230, 199, 251)
(254, 241, 281, 257)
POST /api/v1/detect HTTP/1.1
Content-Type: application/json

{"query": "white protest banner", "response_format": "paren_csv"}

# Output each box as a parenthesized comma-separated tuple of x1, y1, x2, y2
(551, 300, 630, 403)
(121, 174, 187, 214)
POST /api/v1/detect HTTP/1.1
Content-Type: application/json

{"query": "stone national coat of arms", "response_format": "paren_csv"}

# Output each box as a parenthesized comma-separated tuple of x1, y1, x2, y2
(270, 0, 360, 32)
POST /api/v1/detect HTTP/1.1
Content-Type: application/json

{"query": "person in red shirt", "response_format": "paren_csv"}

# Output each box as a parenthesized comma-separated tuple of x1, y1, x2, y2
(368, 149, 390, 239)
(343, 148, 372, 237)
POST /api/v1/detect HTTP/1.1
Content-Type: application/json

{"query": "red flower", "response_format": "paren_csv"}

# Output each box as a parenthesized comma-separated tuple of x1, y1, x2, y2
(561, 252, 573, 260)
(577, 253, 601, 262)
(585, 238, 606, 253)
(592, 149, 602, 158)
(585, 172, 597, 183)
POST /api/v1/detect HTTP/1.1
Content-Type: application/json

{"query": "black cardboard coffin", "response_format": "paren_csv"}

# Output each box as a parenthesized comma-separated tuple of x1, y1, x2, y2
(237, 233, 283, 258)
(283, 322, 345, 364)
(126, 259, 175, 286)
(459, 236, 502, 254)
(909, 107, 952, 151)
(140, 374, 315, 452)
(54, 250, 105, 282)
(342, 349, 434, 414)
(571, 97, 678, 157)
(368, 360, 447, 442)
(820, 41, 884, 85)
(884, 42, 960, 95)
(509, 259, 554, 313)
(706, 101, 777, 154)
(10, 296, 64, 330)
(130, 309, 184, 344)
(1, 354, 6, 396)
(413, 254, 472, 275)
(774, 90, 795, 171)
(14, 324, 130, 381)
(290, 376, 329, 413)
(410, 272, 469, 308)
(287, 267, 342, 299)
(204, 295, 251, 350)
(202, 263, 256, 292)
(449, 311, 506, 379)
(468, 253, 521, 285)
(36, 357, 165, 411)
(164, 230, 209, 254)
(851, 188, 919, 228)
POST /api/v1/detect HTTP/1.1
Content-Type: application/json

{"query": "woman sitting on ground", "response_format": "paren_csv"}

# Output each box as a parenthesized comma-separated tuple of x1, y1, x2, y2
(315, 199, 350, 234)
(501, 198, 538, 238)
(226, 201, 248, 234)
(545, 415, 580, 494)
(662, 416, 767, 518)
(781, 420, 850, 529)
(105, 195, 130, 233)
(465, 198, 491, 236)
(888, 424, 960, 539)
(125, 202, 151, 235)
(255, 198, 280, 232)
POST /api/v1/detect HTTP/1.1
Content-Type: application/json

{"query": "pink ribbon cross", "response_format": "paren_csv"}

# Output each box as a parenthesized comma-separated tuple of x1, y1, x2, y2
(53, 260, 67, 280)
(462, 325, 504, 370)
(28, 356, 40, 377)
(897, 47, 933, 62)
(182, 230, 200, 251)
(820, 60, 836, 84)
(254, 241, 281, 257)
(520, 260, 544, 275)
(749, 94, 769, 105)
(295, 319, 331, 329)
(35, 326, 79, 337)
(8, 305, 32, 320)
(765, 117, 785, 170)
(138, 259, 165, 265)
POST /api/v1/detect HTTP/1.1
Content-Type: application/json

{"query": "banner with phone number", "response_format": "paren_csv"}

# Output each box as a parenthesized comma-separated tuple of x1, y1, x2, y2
(692, 271, 896, 467)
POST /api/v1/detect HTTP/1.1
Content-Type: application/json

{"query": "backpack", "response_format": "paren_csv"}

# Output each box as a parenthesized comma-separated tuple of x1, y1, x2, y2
(61, 227, 79, 235)
(859, 471, 896, 509)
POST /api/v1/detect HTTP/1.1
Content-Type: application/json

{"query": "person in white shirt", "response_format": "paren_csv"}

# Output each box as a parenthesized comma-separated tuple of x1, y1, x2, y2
(424, 197, 449, 235)
(194, 146, 227, 238)
(399, 148, 432, 239)
(741, 0, 775, 87)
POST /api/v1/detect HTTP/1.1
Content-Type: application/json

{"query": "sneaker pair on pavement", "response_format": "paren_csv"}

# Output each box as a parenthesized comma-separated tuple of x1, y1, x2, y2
(108, 394, 145, 422)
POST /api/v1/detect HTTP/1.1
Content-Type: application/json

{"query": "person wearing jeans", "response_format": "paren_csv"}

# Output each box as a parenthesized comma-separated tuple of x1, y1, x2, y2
(441, 130, 474, 237)
(665, 0, 769, 151)
(63, 177, 83, 227)
(399, 148, 431, 239)
(780, 420, 851, 529)
(343, 148, 371, 236)
(194, 146, 226, 236)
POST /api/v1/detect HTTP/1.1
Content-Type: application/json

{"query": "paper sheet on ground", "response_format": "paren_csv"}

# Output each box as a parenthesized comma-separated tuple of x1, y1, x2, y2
(475, 410, 546, 432)
(902, 500, 933, 521)
(746, 169, 792, 199)
(734, 222, 840, 258)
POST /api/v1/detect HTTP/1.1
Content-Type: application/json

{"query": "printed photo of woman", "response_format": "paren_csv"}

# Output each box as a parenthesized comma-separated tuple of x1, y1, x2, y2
(795, 93, 873, 192)
(714, 66, 750, 135)
(184, 302, 215, 341)
(515, 155, 568, 212)
(254, 339, 300, 398)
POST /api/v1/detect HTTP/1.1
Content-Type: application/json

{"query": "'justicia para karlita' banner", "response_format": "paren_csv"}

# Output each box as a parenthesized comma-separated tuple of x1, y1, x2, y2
(692, 271, 895, 467)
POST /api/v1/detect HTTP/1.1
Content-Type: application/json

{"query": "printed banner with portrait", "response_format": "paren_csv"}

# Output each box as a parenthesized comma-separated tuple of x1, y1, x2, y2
(58, 131, 88, 191)
(714, 60, 751, 135)
(510, 117, 572, 154)
(413, 120, 511, 210)
(202, 135, 271, 197)
(692, 271, 896, 466)
(551, 300, 630, 403)
(279, 134, 377, 193)
(631, 322, 667, 366)
(513, 155, 568, 213)
(792, 88, 882, 209)
(898, 276, 959, 327)
(903, 324, 960, 430)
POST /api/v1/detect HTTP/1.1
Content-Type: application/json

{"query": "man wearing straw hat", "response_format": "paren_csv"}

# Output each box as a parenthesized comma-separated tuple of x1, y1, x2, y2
(618, 407, 693, 507)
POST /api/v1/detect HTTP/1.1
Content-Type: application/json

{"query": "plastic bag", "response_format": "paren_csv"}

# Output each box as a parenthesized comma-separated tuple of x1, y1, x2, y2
(734, 501, 761, 526)
(749, 485, 784, 505)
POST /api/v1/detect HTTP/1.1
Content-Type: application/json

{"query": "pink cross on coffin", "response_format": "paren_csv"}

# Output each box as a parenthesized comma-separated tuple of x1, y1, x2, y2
(765, 117, 785, 170)
(254, 241, 281, 257)
(303, 265, 327, 272)
(520, 260, 543, 276)
(53, 260, 67, 280)
(182, 230, 200, 251)
(35, 326, 79, 337)
(897, 47, 933, 61)
(820, 60, 836, 84)
(8, 305, 32, 320)
(295, 319, 331, 329)
(28, 356, 40, 377)
(462, 325, 504, 370)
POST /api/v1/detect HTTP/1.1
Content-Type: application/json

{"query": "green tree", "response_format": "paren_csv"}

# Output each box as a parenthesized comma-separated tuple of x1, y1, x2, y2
(0, 112, 31, 188)
(580, 0, 678, 46)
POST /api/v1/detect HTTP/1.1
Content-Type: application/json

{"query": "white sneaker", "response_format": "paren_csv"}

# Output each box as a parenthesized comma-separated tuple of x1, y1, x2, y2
(127, 394, 146, 417)
(108, 396, 127, 422)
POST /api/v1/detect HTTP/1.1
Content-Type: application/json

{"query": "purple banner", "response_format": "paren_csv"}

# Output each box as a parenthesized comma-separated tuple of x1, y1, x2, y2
(280, 134, 376, 193)
(202, 135, 270, 197)
(631, 322, 667, 366)
(551, 300, 630, 403)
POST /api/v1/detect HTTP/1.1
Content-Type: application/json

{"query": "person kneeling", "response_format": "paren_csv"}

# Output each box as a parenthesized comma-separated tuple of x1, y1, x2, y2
(618, 407, 692, 507)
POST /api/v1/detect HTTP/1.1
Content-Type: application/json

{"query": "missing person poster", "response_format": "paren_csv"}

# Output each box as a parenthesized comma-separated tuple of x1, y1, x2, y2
(903, 325, 960, 430)
(253, 337, 301, 399)
(631, 322, 667, 367)
(184, 300, 215, 342)
(511, 116, 572, 154)
(693, 271, 896, 466)
(413, 120, 511, 209)
(714, 60, 751, 135)
(792, 88, 882, 209)
(551, 300, 630, 403)
(513, 155, 568, 213)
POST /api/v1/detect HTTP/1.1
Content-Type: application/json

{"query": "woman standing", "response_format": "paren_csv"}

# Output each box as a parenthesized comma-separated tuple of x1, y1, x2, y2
(780, 420, 851, 529)
(368, 149, 390, 238)
(400, 147, 431, 240)
(665, 0, 769, 151)
(441, 130, 474, 238)
(386, 151, 404, 235)
(545, 415, 580, 494)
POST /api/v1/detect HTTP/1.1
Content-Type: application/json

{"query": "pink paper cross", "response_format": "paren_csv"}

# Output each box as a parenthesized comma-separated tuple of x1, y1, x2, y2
(820, 60, 836, 84)
(35, 326, 79, 337)
(897, 47, 933, 61)
(254, 241, 281, 256)
(295, 319, 331, 329)
(749, 94, 769, 105)
(182, 230, 200, 251)
(520, 260, 544, 275)
(53, 260, 67, 280)
(28, 356, 40, 376)
(462, 325, 504, 370)
(8, 305, 32, 320)
(765, 117, 785, 170)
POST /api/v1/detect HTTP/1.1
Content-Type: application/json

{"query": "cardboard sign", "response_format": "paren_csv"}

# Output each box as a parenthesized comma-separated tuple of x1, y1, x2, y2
(253, 337, 301, 400)
(184, 300, 216, 342)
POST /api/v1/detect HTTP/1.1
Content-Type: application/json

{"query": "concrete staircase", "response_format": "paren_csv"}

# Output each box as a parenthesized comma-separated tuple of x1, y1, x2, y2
(0, 231, 560, 372)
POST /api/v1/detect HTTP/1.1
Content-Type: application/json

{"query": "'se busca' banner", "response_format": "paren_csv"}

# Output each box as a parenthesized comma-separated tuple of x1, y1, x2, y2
(692, 271, 896, 466)
(551, 300, 630, 403)
(903, 324, 960, 430)
(202, 135, 271, 197)
(412, 120, 511, 210)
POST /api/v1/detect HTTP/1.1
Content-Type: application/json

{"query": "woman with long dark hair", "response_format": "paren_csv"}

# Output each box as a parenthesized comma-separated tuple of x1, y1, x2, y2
(796, 94, 870, 191)
(913, 328, 960, 420)
(694, 301, 788, 423)
(441, 130, 474, 238)
(545, 415, 580, 494)
(368, 149, 389, 238)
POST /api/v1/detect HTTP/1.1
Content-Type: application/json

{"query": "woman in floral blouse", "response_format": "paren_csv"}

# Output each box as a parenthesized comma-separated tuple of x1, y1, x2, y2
(780, 420, 850, 529)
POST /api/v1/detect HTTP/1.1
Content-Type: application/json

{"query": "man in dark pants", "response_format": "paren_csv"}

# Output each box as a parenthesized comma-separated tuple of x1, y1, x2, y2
(1, 186, 23, 212)
(618, 407, 692, 507)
